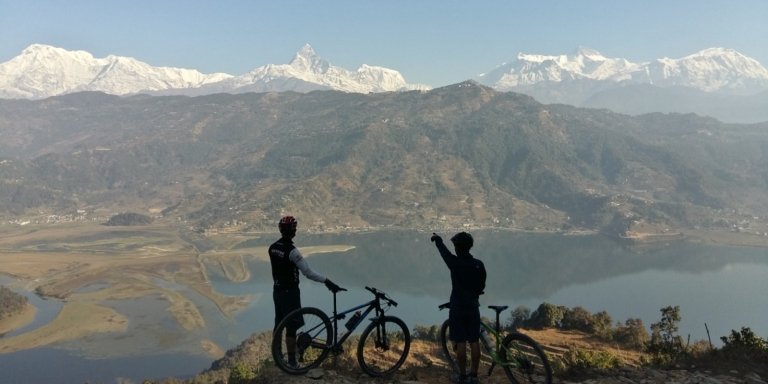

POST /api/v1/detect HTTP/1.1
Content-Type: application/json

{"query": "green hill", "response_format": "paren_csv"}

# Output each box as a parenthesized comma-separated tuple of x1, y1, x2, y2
(2, 82, 768, 234)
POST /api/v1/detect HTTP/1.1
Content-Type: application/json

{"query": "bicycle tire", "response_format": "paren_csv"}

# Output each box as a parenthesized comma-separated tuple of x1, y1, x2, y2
(271, 307, 332, 375)
(356, 315, 411, 377)
(439, 319, 459, 371)
(500, 332, 552, 384)
(440, 319, 494, 372)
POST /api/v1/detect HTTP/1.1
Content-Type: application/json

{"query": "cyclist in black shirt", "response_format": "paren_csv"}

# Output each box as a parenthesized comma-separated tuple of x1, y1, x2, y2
(432, 231, 486, 384)
(270, 216, 340, 366)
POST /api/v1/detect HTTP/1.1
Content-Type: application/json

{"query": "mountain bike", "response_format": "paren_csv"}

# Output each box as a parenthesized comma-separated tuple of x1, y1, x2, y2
(271, 286, 411, 377)
(439, 303, 552, 384)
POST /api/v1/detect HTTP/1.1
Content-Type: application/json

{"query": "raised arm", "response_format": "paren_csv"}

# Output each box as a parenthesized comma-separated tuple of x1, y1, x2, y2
(431, 233, 456, 268)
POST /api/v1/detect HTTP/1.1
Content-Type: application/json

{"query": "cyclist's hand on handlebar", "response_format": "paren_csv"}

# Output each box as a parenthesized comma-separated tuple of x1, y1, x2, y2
(324, 278, 342, 293)
(430, 233, 442, 243)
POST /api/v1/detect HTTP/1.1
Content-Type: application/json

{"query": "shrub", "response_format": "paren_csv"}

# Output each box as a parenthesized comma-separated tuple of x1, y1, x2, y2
(527, 302, 567, 329)
(614, 318, 648, 349)
(591, 311, 613, 340)
(648, 305, 685, 365)
(228, 362, 256, 384)
(720, 327, 768, 360)
(558, 347, 623, 376)
(507, 305, 531, 330)
(412, 324, 440, 342)
(561, 306, 594, 333)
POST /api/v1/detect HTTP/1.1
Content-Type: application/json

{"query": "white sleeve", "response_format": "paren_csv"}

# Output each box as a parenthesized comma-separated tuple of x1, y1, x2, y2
(289, 248, 327, 283)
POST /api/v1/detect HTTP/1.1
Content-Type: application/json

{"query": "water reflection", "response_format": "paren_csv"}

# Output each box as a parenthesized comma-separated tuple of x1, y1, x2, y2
(218, 230, 768, 343)
(271, 230, 768, 303)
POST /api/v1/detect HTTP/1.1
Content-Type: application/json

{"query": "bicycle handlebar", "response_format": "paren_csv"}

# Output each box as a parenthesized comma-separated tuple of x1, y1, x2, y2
(365, 286, 398, 307)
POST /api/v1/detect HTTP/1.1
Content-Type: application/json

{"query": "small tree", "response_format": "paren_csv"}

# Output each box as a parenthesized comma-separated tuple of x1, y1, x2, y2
(507, 305, 531, 330)
(720, 327, 768, 360)
(528, 302, 567, 329)
(412, 324, 440, 341)
(614, 318, 648, 349)
(648, 305, 684, 364)
(561, 306, 594, 333)
(591, 311, 613, 340)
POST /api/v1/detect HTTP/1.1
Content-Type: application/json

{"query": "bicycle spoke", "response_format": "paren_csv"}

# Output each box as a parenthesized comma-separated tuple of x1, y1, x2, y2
(357, 316, 411, 377)
(501, 333, 552, 384)
(272, 307, 332, 375)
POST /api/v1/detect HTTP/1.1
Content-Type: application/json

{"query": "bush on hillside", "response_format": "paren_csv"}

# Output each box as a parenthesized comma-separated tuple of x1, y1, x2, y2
(412, 324, 440, 342)
(720, 327, 768, 360)
(614, 318, 649, 349)
(527, 302, 567, 329)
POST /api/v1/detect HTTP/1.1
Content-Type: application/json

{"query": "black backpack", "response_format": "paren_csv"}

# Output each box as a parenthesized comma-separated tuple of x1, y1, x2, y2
(463, 258, 486, 295)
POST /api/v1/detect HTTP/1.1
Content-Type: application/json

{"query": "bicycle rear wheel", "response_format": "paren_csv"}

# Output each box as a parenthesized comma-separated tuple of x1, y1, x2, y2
(440, 320, 493, 373)
(271, 307, 332, 375)
(357, 315, 411, 377)
(500, 332, 552, 384)
(439, 319, 458, 371)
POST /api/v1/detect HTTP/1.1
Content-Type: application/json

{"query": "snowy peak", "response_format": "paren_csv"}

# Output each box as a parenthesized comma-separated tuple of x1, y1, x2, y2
(0, 44, 427, 98)
(478, 47, 768, 94)
(482, 47, 641, 87)
(0, 44, 232, 99)
(648, 47, 768, 92)
(289, 44, 330, 73)
(215, 44, 429, 94)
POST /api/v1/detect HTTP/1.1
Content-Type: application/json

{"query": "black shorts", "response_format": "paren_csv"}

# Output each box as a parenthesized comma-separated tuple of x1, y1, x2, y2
(449, 306, 481, 343)
(273, 288, 304, 331)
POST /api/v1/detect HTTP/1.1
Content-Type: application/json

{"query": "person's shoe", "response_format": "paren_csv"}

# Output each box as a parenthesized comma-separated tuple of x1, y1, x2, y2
(450, 372, 468, 383)
(467, 373, 480, 384)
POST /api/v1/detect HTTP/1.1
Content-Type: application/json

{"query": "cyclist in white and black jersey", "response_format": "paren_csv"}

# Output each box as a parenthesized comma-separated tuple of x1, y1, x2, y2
(269, 215, 341, 367)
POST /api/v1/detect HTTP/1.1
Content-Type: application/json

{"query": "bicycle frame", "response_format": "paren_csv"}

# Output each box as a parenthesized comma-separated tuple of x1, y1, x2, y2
(329, 297, 378, 348)
(302, 287, 392, 353)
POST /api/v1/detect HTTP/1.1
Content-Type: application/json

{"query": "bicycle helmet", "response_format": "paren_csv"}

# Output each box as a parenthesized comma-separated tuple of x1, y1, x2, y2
(450, 231, 473, 250)
(278, 215, 298, 234)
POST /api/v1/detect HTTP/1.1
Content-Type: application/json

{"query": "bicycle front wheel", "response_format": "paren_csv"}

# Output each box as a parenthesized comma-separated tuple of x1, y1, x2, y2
(357, 315, 411, 377)
(271, 307, 332, 375)
(500, 332, 552, 384)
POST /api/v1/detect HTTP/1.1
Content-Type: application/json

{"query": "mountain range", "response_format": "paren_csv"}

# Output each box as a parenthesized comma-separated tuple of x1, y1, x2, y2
(2, 44, 767, 122)
(0, 44, 428, 99)
(475, 47, 768, 123)
(2, 83, 768, 234)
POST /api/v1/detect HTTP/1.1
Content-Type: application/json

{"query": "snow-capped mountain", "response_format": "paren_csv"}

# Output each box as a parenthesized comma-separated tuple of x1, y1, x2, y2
(0, 44, 428, 99)
(477, 47, 768, 94)
(0, 44, 232, 99)
(474, 47, 768, 123)
(202, 44, 429, 94)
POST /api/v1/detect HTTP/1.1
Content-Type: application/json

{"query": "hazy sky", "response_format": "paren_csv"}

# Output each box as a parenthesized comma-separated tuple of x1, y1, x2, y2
(2, 0, 767, 87)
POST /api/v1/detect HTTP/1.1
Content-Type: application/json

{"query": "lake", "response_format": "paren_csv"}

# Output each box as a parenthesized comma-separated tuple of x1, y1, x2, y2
(1, 230, 767, 383)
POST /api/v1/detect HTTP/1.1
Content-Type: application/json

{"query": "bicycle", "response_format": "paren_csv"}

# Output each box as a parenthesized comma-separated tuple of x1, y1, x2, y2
(271, 286, 411, 377)
(439, 303, 552, 384)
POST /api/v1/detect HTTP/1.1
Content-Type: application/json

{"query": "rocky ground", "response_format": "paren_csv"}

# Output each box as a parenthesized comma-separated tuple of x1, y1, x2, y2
(187, 330, 767, 384)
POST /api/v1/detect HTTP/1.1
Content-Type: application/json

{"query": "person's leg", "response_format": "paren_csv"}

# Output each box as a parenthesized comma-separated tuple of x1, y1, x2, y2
(275, 289, 302, 365)
(469, 341, 480, 376)
(285, 327, 297, 365)
(450, 307, 471, 382)
(456, 341, 468, 375)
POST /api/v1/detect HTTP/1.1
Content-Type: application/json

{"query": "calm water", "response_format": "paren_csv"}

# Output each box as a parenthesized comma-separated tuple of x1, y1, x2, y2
(1, 230, 767, 383)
